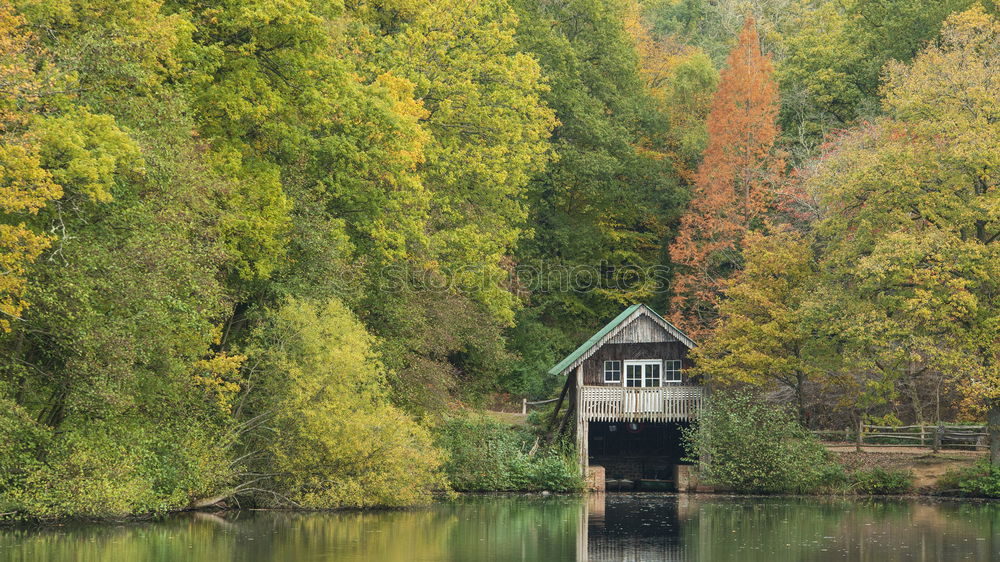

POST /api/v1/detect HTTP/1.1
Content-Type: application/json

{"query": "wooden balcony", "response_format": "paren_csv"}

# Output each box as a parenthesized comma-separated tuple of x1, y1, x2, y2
(581, 385, 704, 422)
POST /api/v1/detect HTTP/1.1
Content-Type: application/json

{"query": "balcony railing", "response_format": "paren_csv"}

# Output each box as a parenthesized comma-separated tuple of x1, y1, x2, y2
(581, 385, 704, 422)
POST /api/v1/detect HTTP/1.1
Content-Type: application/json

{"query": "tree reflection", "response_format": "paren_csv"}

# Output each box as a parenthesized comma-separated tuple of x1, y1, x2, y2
(2, 495, 1000, 561)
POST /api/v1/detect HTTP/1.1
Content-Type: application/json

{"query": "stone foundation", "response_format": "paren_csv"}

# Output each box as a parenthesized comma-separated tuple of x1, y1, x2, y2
(674, 464, 698, 492)
(586, 466, 606, 492)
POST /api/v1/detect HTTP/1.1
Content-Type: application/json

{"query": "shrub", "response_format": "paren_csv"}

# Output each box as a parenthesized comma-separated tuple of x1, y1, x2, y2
(850, 468, 914, 495)
(0, 399, 50, 516)
(433, 414, 582, 492)
(244, 298, 448, 508)
(0, 399, 49, 490)
(528, 452, 583, 491)
(940, 461, 1000, 497)
(3, 418, 232, 519)
(682, 391, 843, 494)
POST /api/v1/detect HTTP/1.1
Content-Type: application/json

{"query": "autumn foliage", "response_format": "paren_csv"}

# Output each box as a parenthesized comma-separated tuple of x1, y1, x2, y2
(668, 16, 783, 338)
(0, 3, 60, 331)
(693, 7, 1000, 449)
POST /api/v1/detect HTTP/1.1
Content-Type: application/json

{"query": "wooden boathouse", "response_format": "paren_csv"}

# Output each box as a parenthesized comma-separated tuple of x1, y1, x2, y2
(547, 304, 704, 490)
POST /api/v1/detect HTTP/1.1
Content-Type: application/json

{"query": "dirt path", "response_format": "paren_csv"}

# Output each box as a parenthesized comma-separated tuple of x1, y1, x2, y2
(825, 443, 986, 489)
(825, 444, 985, 455)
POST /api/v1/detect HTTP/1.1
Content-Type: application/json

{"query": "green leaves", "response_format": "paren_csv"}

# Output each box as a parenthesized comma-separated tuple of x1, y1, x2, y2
(433, 414, 581, 492)
(369, 0, 556, 323)
(692, 230, 822, 417)
(35, 109, 143, 204)
(774, 0, 998, 151)
(684, 391, 841, 493)
(241, 298, 446, 508)
(511, 0, 681, 349)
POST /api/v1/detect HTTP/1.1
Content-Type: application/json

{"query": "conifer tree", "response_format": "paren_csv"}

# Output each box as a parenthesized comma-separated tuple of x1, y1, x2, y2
(668, 16, 783, 338)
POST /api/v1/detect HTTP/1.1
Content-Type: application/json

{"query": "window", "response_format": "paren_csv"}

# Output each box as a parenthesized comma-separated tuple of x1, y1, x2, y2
(664, 360, 683, 383)
(625, 363, 643, 387)
(645, 363, 661, 387)
(603, 360, 622, 383)
(623, 360, 662, 387)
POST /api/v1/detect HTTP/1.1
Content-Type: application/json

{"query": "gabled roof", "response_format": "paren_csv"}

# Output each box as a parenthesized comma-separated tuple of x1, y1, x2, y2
(547, 304, 696, 377)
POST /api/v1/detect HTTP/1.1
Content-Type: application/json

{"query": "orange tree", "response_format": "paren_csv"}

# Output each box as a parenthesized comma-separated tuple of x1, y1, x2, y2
(668, 16, 784, 339)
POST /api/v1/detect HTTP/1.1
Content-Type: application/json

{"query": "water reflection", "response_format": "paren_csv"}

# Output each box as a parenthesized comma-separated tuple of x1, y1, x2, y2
(585, 494, 1000, 561)
(2, 495, 999, 561)
(586, 493, 686, 560)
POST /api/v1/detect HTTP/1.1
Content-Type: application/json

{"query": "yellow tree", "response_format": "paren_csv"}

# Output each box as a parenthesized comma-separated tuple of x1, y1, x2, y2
(691, 230, 825, 422)
(243, 298, 446, 507)
(879, 6, 1000, 459)
(806, 7, 1000, 460)
(0, 1, 61, 331)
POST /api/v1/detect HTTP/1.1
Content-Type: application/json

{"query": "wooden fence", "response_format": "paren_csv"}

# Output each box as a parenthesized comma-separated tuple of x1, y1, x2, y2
(520, 397, 558, 414)
(813, 423, 989, 452)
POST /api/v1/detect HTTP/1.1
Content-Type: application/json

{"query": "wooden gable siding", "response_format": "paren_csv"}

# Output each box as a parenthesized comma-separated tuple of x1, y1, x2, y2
(582, 341, 693, 386)
(607, 314, 677, 344)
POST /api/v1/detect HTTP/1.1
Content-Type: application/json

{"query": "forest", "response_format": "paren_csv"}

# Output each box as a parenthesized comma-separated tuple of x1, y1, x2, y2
(1, 0, 999, 518)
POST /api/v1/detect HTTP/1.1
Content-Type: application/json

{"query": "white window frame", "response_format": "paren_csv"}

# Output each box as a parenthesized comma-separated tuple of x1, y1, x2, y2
(663, 359, 683, 384)
(603, 360, 622, 383)
(622, 360, 663, 388)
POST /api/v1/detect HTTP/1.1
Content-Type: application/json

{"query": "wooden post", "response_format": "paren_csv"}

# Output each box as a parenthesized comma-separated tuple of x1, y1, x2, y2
(544, 374, 573, 442)
(555, 400, 575, 441)
(575, 365, 587, 476)
(989, 405, 1000, 465)
(522, 398, 527, 415)
(919, 425, 926, 447)
(856, 419, 863, 452)
(933, 422, 943, 453)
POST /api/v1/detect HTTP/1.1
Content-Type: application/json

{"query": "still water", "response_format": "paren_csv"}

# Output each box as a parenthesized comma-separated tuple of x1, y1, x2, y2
(2, 494, 999, 561)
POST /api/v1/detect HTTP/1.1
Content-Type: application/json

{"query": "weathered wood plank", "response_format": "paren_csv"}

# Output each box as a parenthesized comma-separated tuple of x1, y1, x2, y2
(608, 315, 677, 344)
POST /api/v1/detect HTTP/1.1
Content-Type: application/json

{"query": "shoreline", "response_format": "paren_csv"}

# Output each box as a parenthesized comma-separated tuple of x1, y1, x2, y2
(4, 488, 999, 527)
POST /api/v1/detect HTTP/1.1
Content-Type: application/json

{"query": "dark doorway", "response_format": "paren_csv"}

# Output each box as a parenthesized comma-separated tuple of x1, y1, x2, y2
(588, 421, 690, 491)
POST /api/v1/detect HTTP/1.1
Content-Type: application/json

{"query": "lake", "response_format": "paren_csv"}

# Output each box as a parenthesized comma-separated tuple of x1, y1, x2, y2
(2, 494, 999, 561)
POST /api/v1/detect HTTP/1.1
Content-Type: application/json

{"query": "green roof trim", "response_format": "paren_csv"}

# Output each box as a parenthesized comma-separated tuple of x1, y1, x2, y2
(547, 304, 696, 376)
(547, 304, 641, 376)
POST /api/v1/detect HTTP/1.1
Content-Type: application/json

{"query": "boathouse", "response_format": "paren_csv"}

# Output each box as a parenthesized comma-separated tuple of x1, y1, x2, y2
(547, 304, 704, 491)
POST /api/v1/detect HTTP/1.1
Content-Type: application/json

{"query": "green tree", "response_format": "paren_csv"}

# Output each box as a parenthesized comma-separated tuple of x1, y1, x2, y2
(329, 0, 559, 408)
(361, 0, 557, 323)
(684, 391, 840, 493)
(774, 0, 867, 156)
(505, 0, 684, 397)
(774, 0, 1000, 154)
(0, 0, 244, 518)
